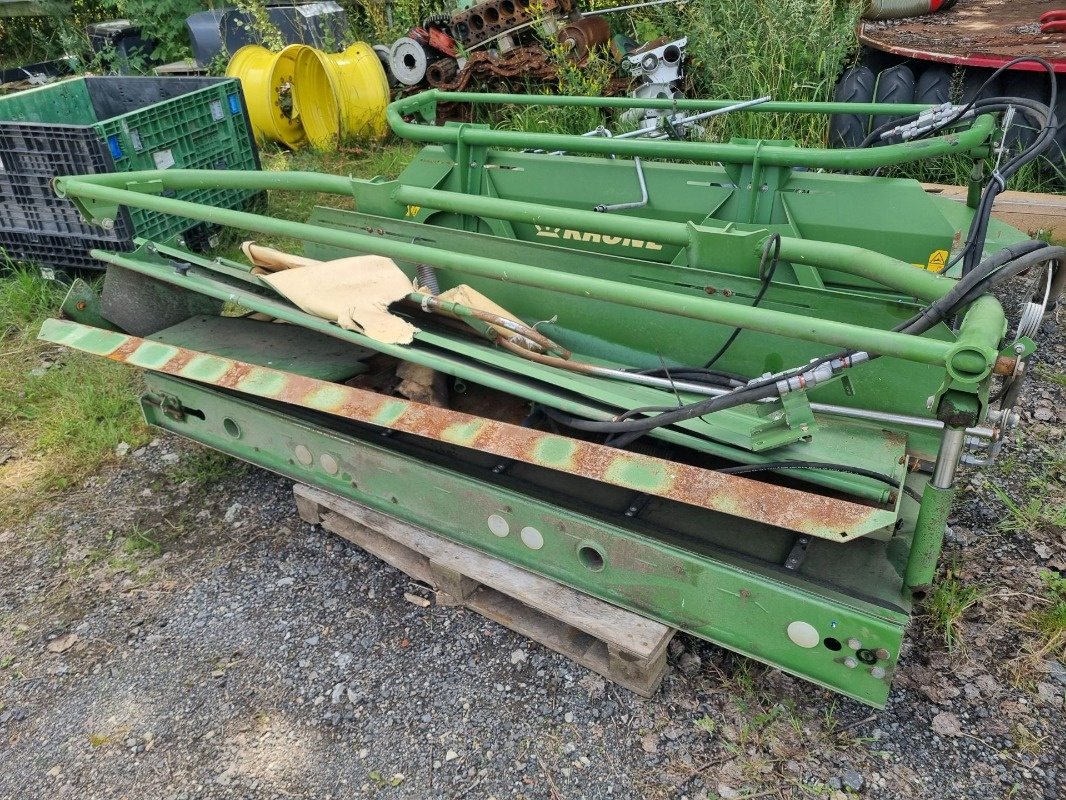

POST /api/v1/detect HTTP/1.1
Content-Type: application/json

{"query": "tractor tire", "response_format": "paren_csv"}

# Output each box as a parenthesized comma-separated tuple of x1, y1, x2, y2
(1045, 85, 1066, 176)
(959, 68, 1002, 105)
(873, 63, 916, 135)
(829, 64, 876, 148)
(1002, 71, 1047, 157)
(915, 63, 952, 107)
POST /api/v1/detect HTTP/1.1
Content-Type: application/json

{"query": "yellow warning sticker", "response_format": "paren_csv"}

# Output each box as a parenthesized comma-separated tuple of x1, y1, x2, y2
(926, 249, 949, 272)
(405, 205, 421, 217)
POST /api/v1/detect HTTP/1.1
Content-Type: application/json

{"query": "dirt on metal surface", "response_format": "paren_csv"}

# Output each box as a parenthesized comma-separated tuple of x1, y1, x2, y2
(860, 0, 1066, 70)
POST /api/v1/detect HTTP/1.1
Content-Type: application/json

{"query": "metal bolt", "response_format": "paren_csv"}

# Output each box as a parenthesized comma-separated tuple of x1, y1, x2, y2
(722, 289, 733, 298)
(870, 666, 886, 679)
(1013, 342, 1025, 354)
(847, 637, 862, 650)
(875, 648, 891, 661)
(844, 657, 858, 669)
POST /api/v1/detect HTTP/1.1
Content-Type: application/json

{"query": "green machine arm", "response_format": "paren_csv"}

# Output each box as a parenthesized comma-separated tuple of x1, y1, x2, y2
(386, 90, 997, 169)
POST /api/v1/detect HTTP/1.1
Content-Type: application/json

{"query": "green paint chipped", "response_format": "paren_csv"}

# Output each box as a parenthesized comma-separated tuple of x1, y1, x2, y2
(305, 384, 350, 411)
(372, 400, 408, 427)
(441, 420, 485, 445)
(182, 354, 231, 382)
(605, 458, 670, 494)
(234, 369, 287, 398)
(61, 321, 126, 354)
(532, 436, 578, 469)
(128, 341, 180, 369)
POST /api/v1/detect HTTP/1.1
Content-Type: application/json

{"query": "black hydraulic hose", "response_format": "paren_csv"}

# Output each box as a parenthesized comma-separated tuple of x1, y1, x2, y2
(717, 461, 923, 503)
(702, 233, 782, 368)
(894, 241, 1061, 335)
(538, 377, 783, 435)
(857, 57, 1058, 275)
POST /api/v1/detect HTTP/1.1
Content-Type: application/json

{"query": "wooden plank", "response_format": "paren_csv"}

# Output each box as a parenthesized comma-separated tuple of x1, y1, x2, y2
(295, 484, 673, 662)
(923, 183, 1066, 240)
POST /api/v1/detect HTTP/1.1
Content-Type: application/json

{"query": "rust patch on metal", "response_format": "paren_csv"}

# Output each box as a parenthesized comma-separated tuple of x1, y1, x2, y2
(58, 322, 896, 541)
(993, 355, 1018, 376)
(106, 339, 143, 361)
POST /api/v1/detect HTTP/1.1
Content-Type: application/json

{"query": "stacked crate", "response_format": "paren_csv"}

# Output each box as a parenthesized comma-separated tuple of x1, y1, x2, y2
(0, 76, 262, 271)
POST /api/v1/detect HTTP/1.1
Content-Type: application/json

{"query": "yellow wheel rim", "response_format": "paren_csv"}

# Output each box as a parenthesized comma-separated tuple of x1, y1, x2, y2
(292, 46, 341, 150)
(226, 44, 308, 149)
(323, 43, 391, 142)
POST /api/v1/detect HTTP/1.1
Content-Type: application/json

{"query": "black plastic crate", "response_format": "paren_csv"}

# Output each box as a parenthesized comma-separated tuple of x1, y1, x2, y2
(0, 76, 261, 271)
(0, 229, 134, 272)
(0, 172, 133, 239)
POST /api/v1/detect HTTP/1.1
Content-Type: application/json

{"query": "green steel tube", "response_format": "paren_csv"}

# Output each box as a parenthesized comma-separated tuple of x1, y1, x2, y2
(57, 176, 962, 367)
(775, 239, 952, 304)
(903, 483, 954, 594)
(386, 91, 996, 169)
(394, 185, 953, 304)
(945, 294, 1007, 383)
(51, 169, 952, 303)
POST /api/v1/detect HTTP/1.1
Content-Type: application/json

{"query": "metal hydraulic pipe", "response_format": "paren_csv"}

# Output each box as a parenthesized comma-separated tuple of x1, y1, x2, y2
(387, 92, 997, 169)
(55, 175, 978, 369)
(617, 97, 773, 140)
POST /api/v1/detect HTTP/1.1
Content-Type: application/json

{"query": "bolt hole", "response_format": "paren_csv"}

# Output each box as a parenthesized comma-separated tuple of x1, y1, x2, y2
(403, 54, 416, 69)
(823, 637, 842, 651)
(222, 417, 241, 438)
(578, 544, 605, 572)
(390, 496, 399, 504)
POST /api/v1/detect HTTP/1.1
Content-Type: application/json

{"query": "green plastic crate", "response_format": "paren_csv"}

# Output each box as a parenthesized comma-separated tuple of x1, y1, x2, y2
(0, 76, 262, 267)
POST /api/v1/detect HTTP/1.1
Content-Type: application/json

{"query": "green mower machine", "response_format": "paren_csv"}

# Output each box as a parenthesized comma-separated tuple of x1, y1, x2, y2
(40, 91, 1063, 707)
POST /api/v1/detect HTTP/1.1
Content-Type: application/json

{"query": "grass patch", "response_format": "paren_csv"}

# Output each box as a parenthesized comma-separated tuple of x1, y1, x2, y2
(0, 267, 149, 524)
(170, 447, 243, 486)
(925, 569, 989, 650)
(1025, 571, 1066, 660)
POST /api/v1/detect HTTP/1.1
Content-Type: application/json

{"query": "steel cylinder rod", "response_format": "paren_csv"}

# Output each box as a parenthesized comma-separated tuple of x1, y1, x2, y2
(387, 92, 997, 169)
(55, 169, 952, 303)
(55, 174, 994, 372)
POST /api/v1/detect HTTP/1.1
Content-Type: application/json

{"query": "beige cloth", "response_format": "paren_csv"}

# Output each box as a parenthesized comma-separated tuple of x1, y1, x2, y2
(259, 253, 418, 345)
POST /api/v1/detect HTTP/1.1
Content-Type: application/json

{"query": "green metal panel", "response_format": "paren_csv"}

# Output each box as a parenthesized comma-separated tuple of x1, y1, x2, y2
(138, 372, 909, 707)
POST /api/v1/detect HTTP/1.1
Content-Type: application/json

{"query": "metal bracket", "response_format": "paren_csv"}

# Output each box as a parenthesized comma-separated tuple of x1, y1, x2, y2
(142, 391, 187, 422)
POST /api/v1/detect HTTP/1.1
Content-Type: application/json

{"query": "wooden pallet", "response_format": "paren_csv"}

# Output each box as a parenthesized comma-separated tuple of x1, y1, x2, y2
(923, 183, 1066, 240)
(294, 484, 676, 696)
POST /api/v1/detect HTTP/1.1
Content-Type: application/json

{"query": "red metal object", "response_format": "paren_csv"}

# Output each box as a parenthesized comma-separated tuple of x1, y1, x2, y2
(859, 0, 1066, 73)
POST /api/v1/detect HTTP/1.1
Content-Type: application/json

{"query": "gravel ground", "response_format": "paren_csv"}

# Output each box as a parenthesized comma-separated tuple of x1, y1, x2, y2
(0, 319, 1064, 799)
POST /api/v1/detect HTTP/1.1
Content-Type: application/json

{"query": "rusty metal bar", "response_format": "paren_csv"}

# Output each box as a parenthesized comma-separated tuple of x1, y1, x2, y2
(39, 317, 899, 542)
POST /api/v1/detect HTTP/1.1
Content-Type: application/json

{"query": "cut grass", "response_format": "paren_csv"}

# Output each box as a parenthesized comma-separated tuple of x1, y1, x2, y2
(0, 267, 149, 524)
